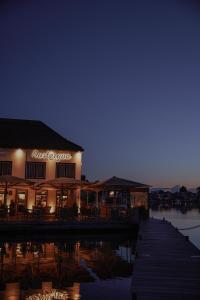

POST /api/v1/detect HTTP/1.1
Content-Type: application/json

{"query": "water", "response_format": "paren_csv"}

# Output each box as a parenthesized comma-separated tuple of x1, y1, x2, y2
(2, 209, 199, 299)
(0, 234, 135, 300)
(150, 208, 200, 249)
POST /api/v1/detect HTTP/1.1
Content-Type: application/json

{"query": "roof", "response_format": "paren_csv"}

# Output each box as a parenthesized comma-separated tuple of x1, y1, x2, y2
(0, 118, 83, 151)
(0, 175, 34, 185)
(89, 176, 149, 190)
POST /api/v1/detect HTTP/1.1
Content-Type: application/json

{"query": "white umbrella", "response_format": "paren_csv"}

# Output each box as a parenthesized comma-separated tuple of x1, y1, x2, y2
(35, 178, 90, 208)
(0, 175, 34, 205)
(35, 177, 89, 189)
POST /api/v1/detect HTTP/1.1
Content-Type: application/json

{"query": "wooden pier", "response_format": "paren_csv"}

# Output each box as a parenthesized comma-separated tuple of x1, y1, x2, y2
(132, 218, 200, 300)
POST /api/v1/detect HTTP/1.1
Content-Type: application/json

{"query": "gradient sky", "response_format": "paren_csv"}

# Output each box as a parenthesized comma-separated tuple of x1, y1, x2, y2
(1, 0, 200, 187)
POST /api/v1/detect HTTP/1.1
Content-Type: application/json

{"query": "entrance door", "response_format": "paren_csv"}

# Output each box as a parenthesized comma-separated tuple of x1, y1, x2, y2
(35, 190, 48, 207)
(16, 190, 27, 213)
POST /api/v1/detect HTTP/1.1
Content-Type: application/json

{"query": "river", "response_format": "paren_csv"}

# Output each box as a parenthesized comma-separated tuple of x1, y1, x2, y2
(0, 234, 135, 300)
(150, 208, 200, 249)
(1, 208, 200, 299)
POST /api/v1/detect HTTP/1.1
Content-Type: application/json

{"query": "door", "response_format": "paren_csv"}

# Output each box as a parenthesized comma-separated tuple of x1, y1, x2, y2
(16, 190, 27, 213)
(35, 190, 48, 207)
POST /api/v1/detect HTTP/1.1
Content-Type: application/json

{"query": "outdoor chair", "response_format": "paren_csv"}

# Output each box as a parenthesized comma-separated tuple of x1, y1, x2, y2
(59, 207, 68, 219)
(58, 207, 78, 220)
(0, 208, 8, 219)
(80, 207, 89, 220)
(24, 208, 32, 219)
(111, 208, 120, 220)
(32, 208, 42, 219)
(42, 206, 52, 219)
(17, 206, 29, 220)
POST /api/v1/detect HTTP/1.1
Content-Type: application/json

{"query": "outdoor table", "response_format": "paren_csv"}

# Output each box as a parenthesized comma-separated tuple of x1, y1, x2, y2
(0, 208, 8, 218)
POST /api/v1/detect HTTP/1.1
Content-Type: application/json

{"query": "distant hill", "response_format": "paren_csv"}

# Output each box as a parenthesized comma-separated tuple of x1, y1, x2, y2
(171, 185, 180, 193)
(150, 187, 171, 193)
(151, 185, 197, 193)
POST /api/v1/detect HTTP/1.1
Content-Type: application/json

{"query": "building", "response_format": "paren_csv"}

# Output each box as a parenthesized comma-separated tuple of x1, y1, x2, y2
(0, 118, 149, 219)
(0, 118, 83, 214)
(82, 176, 149, 218)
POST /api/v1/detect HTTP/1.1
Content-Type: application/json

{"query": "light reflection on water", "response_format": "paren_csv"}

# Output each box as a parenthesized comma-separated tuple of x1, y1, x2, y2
(150, 208, 200, 249)
(0, 235, 135, 300)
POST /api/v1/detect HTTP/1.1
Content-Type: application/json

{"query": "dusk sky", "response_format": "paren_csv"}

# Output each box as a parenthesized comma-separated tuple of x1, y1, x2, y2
(1, 0, 200, 187)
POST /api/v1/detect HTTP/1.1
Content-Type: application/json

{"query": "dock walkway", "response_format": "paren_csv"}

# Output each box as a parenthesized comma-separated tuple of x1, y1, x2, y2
(132, 218, 200, 300)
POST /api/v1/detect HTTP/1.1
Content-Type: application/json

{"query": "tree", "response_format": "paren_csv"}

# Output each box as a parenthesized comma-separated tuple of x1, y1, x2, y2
(196, 187, 200, 201)
(180, 186, 187, 193)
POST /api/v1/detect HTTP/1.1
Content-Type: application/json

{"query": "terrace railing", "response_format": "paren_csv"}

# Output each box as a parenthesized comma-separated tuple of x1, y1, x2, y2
(0, 206, 147, 223)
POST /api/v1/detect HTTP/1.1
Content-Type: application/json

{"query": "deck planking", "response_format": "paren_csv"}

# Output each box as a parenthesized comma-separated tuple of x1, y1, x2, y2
(132, 218, 200, 300)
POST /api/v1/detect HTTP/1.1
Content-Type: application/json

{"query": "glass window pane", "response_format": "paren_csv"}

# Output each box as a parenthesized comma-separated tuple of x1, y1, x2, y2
(56, 163, 75, 178)
(26, 162, 46, 179)
(0, 161, 12, 176)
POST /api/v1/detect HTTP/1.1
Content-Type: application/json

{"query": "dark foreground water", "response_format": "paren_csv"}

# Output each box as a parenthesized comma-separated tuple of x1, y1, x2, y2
(1, 209, 199, 299)
(150, 208, 200, 249)
(0, 234, 136, 300)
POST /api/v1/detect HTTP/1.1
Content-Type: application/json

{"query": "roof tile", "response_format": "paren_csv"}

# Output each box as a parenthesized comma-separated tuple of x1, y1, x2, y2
(0, 118, 83, 151)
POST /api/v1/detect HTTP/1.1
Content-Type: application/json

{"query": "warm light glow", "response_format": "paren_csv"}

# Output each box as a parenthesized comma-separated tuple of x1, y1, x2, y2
(15, 148, 24, 158)
(16, 244, 23, 257)
(42, 282, 52, 292)
(75, 151, 82, 161)
(31, 150, 72, 161)
(109, 191, 115, 197)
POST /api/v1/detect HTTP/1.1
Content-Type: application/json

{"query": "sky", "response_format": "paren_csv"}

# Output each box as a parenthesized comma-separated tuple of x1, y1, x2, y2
(1, 0, 200, 188)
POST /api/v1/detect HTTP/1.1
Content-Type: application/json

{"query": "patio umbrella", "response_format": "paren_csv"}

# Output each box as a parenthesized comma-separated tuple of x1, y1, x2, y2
(0, 175, 34, 206)
(35, 177, 89, 189)
(36, 177, 90, 208)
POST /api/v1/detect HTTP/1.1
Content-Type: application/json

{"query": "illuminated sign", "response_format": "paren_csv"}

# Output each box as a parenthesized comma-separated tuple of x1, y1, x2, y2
(31, 150, 72, 161)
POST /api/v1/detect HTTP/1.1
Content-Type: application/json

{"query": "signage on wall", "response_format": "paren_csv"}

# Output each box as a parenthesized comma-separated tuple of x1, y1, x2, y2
(31, 150, 72, 161)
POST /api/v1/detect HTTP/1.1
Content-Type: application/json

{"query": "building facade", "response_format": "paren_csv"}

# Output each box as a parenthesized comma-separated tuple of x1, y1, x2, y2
(0, 118, 83, 213)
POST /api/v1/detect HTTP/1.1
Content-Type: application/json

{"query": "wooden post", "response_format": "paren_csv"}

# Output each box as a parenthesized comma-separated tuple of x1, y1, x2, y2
(76, 188, 81, 214)
(4, 181, 8, 206)
(86, 191, 89, 207)
(96, 191, 99, 208)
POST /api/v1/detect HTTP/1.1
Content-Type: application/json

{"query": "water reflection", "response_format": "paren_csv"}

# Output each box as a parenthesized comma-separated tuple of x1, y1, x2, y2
(0, 236, 135, 300)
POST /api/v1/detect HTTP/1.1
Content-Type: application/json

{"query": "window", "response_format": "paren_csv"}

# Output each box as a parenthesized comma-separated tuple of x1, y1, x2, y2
(16, 190, 27, 212)
(35, 190, 48, 207)
(25, 162, 46, 179)
(56, 163, 75, 178)
(0, 161, 12, 176)
(56, 189, 69, 207)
